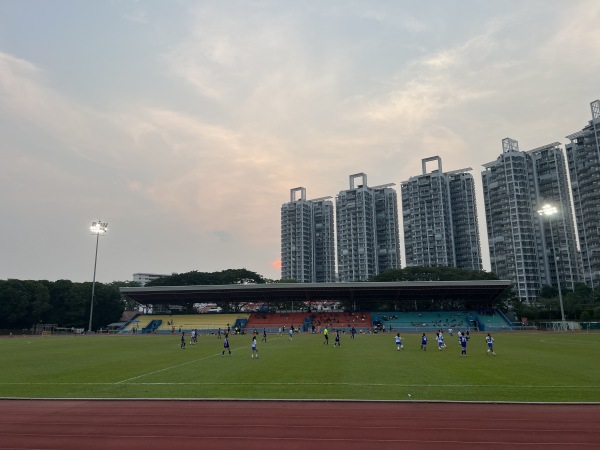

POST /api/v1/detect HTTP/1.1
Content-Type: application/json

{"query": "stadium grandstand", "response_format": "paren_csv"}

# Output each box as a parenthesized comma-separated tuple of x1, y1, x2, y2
(118, 281, 512, 333)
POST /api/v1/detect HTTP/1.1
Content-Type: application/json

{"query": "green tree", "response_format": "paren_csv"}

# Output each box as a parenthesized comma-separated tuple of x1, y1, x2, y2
(0, 280, 30, 327)
(372, 266, 499, 283)
(25, 281, 51, 324)
(45, 279, 74, 325)
(146, 268, 267, 287)
(92, 283, 125, 330)
(110, 281, 141, 311)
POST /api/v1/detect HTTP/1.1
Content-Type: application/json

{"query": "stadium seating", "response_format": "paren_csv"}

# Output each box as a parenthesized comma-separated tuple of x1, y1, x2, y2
(121, 314, 249, 334)
(245, 311, 372, 333)
(371, 310, 512, 332)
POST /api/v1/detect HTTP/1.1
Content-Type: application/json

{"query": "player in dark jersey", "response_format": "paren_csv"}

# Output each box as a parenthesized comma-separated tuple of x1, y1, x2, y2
(460, 334, 468, 356)
(421, 333, 427, 351)
(222, 336, 231, 356)
(334, 330, 341, 348)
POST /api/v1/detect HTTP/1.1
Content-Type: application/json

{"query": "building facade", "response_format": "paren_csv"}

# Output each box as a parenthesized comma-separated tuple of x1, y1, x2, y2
(132, 273, 174, 286)
(336, 173, 400, 281)
(402, 156, 482, 270)
(280, 187, 335, 282)
(565, 99, 600, 288)
(482, 138, 580, 301)
(531, 142, 581, 292)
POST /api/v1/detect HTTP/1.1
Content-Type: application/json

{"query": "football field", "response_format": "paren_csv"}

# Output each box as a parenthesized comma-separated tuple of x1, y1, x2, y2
(1, 331, 599, 402)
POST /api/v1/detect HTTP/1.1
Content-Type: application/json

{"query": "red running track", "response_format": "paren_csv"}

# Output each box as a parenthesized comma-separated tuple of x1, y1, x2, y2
(1, 400, 599, 450)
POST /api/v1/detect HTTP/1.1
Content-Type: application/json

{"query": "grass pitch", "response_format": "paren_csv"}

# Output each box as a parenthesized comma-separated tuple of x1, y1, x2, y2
(1, 332, 599, 402)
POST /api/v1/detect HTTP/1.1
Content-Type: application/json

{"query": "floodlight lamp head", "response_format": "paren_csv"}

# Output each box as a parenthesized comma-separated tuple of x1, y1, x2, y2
(538, 204, 557, 217)
(90, 221, 108, 234)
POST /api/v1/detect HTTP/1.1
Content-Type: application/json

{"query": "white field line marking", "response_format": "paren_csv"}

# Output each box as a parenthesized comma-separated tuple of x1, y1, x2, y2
(116, 346, 245, 384)
(116, 340, 294, 384)
(3, 382, 599, 389)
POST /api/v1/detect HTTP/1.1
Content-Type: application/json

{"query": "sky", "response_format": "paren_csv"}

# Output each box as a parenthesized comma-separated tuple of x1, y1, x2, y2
(1, 1, 599, 283)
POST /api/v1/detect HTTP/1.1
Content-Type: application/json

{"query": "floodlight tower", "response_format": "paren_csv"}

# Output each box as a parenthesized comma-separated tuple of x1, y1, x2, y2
(537, 205, 565, 323)
(89, 221, 108, 333)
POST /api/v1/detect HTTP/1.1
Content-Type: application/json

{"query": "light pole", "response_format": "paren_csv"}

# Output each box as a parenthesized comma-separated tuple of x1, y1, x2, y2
(537, 205, 565, 323)
(89, 221, 108, 333)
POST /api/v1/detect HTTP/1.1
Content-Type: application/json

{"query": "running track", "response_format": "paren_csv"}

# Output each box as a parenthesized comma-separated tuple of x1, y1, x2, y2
(1, 400, 599, 449)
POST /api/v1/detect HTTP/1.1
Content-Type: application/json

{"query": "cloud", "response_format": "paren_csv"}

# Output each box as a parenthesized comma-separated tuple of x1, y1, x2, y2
(1, 1, 598, 282)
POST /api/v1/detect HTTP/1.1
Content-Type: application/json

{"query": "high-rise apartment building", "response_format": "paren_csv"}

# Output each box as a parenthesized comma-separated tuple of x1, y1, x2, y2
(336, 173, 400, 282)
(280, 187, 335, 282)
(311, 196, 337, 282)
(402, 156, 482, 270)
(482, 138, 580, 301)
(565, 99, 600, 288)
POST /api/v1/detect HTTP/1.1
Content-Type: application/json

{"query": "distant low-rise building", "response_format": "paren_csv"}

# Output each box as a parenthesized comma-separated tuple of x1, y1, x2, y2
(132, 273, 174, 286)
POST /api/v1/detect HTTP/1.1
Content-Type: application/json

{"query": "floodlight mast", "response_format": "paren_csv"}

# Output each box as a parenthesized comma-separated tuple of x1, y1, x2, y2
(89, 221, 108, 333)
(537, 205, 565, 323)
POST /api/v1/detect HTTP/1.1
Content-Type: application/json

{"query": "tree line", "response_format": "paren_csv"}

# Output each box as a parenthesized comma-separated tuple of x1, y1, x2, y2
(3, 266, 600, 329)
(0, 279, 132, 330)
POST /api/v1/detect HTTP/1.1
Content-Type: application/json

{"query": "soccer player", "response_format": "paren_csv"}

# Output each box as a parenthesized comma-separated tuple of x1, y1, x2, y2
(395, 333, 403, 351)
(251, 336, 259, 358)
(351, 327, 356, 339)
(180, 332, 186, 349)
(217, 327, 222, 339)
(486, 333, 496, 355)
(421, 333, 427, 351)
(262, 328, 267, 343)
(460, 334, 467, 356)
(334, 330, 341, 348)
(222, 335, 231, 356)
(289, 327, 293, 341)
(323, 327, 329, 345)
(437, 333, 447, 350)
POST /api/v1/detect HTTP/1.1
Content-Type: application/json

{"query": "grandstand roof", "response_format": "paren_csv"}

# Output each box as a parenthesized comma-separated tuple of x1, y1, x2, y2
(120, 280, 512, 306)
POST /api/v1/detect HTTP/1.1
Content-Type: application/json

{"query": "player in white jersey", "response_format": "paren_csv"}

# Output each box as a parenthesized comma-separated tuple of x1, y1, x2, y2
(486, 333, 496, 355)
(251, 336, 259, 358)
(395, 333, 404, 350)
(437, 334, 447, 350)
